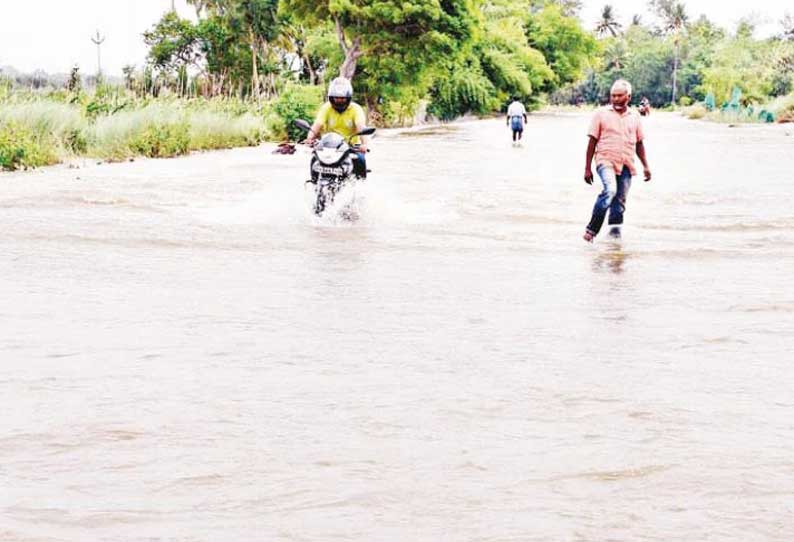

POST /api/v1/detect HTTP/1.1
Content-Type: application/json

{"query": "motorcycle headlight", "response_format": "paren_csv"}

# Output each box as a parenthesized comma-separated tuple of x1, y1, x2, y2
(317, 148, 343, 164)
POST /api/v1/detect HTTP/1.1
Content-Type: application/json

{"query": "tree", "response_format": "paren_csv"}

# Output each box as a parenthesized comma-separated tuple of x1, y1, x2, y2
(233, 0, 281, 98)
(144, 12, 203, 74)
(279, 0, 475, 80)
(595, 5, 622, 37)
(526, 4, 599, 93)
(67, 65, 82, 93)
(280, 0, 480, 113)
(122, 65, 136, 91)
(530, 0, 582, 17)
(652, 0, 688, 105)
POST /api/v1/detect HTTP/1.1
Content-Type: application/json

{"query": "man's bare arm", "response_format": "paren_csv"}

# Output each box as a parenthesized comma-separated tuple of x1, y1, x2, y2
(636, 140, 651, 182)
(584, 136, 597, 184)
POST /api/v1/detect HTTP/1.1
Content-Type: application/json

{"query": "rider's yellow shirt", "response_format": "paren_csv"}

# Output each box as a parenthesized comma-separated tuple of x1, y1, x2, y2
(313, 102, 366, 143)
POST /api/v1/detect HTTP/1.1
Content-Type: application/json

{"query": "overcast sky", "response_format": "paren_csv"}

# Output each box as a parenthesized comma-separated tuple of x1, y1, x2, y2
(1, 0, 790, 75)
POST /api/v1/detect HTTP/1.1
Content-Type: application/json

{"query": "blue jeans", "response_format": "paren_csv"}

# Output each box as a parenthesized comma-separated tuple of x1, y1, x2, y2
(353, 151, 367, 178)
(510, 116, 523, 140)
(586, 164, 632, 236)
(510, 116, 524, 132)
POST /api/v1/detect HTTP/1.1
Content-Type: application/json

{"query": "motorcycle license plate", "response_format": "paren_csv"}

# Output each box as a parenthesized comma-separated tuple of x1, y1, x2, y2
(317, 165, 344, 175)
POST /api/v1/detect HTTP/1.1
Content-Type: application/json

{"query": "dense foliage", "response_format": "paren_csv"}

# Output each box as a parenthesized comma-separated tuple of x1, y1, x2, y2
(135, 0, 598, 119)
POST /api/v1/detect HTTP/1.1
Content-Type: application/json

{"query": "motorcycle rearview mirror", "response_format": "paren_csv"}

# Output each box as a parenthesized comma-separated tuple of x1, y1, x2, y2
(293, 119, 312, 132)
(356, 127, 376, 137)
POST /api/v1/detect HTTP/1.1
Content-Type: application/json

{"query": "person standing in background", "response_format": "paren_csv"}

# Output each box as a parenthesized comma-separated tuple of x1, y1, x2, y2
(506, 98, 528, 146)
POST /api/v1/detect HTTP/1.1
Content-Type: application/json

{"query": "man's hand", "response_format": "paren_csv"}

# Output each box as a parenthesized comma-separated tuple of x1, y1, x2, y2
(584, 168, 594, 185)
(359, 144, 368, 153)
(643, 167, 652, 182)
(304, 128, 318, 146)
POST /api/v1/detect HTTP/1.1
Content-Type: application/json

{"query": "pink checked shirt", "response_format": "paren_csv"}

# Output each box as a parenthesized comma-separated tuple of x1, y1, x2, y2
(588, 105, 645, 175)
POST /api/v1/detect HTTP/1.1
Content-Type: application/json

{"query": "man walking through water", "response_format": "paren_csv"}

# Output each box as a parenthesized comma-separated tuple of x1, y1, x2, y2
(583, 79, 651, 242)
(506, 97, 528, 146)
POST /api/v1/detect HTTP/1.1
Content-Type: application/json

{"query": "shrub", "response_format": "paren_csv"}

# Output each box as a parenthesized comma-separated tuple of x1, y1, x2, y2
(263, 112, 287, 141)
(0, 121, 58, 170)
(271, 83, 323, 141)
(130, 121, 190, 158)
(686, 105, 708, 119)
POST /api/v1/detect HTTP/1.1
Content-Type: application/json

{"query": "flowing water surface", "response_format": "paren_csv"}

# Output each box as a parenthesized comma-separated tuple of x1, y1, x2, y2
(1, 112, 793, 541)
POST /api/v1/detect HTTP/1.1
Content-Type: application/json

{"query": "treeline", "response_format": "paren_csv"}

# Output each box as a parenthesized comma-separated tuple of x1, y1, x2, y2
(564, 1, 794, 108)
(4, 1, 792, 119)
(135, 0, 598, 122)
(130, 0, 794, 118)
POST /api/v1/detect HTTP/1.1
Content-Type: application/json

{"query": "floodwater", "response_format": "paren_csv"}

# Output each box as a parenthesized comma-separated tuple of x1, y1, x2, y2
(1, 112, 793, 541)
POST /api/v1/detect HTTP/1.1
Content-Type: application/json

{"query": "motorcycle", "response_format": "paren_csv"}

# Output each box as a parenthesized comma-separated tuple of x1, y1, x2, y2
(293, 119, 375, 216)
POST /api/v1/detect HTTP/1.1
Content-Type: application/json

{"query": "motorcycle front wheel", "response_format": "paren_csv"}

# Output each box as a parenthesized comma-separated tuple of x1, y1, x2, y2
(314, 183, 333, 216)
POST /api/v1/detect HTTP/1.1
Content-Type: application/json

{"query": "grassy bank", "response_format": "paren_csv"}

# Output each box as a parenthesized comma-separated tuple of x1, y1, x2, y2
(0, 86, 322, 171)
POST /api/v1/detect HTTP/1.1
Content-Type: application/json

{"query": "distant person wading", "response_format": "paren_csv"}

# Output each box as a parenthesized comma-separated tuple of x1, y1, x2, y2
(506, 98, 528, 146)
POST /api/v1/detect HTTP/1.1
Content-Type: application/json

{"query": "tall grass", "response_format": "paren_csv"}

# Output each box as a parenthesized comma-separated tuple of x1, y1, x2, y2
(0, 102, 86, 169)
(89, 105, 189, 160)
(0, 96, 271, 170)
(188, 111, 265, 150)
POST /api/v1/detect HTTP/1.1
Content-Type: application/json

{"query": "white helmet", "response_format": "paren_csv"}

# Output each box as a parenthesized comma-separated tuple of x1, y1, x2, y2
(328, 77, 353, 113)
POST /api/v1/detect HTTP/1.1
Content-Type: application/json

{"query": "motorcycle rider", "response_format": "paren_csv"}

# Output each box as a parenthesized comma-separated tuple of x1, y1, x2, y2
(305, 77, 369, 179)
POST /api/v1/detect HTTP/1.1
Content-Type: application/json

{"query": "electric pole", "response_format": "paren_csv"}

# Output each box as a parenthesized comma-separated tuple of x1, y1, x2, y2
(91, 30, 106, 77)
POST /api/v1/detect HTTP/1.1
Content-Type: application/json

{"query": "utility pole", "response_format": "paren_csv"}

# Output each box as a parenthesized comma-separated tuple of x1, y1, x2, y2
(171, 0, 176, 12)
(91, 30, 106, 77)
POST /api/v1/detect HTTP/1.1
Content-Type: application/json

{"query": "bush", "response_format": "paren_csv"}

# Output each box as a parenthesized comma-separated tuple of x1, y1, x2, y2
(0, 121, 58, 170)
(130, 122, 190, 158)
(271, 83, 323, 141)
(686, 104, 708, 119)
(382, 99, 421, 127)
(263, 112, 287, 141)
(679, 96, 693, 107)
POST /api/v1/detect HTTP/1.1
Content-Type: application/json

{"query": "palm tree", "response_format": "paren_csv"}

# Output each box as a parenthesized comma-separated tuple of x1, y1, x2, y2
(603, 38, 628, 70)
(665, 3, 688, 106)
(651, 1, 688, 105)
(595, 5, 622, 37)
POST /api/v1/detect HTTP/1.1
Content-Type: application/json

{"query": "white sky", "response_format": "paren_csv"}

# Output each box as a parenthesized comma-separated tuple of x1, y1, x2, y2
(0, 0, 790, 75)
